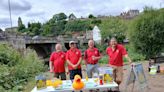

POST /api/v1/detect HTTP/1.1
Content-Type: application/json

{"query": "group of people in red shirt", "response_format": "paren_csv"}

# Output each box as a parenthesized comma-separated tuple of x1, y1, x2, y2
(49, 37, 132, 91)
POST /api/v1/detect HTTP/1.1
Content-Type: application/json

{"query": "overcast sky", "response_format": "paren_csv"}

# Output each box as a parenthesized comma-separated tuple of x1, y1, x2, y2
(0, 0, 163, 30)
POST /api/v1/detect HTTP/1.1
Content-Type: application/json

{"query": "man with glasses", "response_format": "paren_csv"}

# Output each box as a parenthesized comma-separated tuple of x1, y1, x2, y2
(66, 41, 82, 80)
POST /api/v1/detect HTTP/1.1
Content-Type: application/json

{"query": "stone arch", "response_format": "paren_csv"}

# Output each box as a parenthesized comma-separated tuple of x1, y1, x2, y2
(26, 45, 48, 59)
(64, 43, 70, 50)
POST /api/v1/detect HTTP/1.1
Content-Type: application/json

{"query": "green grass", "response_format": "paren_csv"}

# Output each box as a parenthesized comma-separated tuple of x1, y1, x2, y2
(99, 55, 108, 64)
(23, 78, 35, 92)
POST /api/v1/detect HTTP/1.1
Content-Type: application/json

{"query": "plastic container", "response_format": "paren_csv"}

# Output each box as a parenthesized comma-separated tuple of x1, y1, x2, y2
(98, 67, 113, 83)
(149, 66, 157, 75)
(35, 74, 46, 89)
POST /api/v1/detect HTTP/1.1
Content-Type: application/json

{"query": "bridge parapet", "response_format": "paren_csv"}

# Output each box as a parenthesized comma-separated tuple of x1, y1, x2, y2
(25, 36, 78, 44)
(24, 36, 57, 44)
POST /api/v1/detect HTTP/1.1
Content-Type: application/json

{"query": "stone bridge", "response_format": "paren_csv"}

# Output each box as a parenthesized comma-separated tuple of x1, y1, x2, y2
(0, 32, 88, 63)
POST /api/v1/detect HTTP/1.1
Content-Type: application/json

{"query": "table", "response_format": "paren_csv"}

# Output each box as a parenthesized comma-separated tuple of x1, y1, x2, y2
(31, 78, 118, 92)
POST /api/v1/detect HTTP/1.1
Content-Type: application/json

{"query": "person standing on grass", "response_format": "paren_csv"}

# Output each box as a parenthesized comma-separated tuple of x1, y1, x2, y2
(49, 43, 66, 80)
(106, 37, 132, 91)
(66, 41, 82, 80)
(84, 40, 102, 78)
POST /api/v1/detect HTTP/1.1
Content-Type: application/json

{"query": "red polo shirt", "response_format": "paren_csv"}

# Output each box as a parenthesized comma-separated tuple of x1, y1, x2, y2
(106, 44, 127, 66)
(49, 51, 66, 73)
(66, 48, 81, 70)
(84, 48, 100, 64)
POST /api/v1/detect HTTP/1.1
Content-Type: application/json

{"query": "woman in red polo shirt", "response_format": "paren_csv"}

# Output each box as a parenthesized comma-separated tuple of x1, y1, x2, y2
(66, 41, 82, 80)
(49, 43, 66, 80)
(106, 37, 132, 91)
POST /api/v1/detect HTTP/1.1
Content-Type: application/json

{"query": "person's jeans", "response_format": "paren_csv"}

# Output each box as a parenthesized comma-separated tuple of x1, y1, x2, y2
(86, 64, 99, 78)
(69, 68, 82, 80)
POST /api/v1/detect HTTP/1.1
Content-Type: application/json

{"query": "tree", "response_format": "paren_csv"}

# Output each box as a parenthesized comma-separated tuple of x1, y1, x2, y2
(58, 13, 67, 21)
(100, 17, 127, 43)
(18, 17, 25, 32)
(51, 13, 67, 23)
(41, 24, 52, 36)
(88, 14, 96, 19)
(91, 19, 102, 26)
(0, 28, 3, 32)
(143, 6, 155, 13)
(25, 22, 42, 36)
(128, 8, 164, 59)
(27, 22, 31, 28)
(46, 13, 68, 35)
(18, 17, 23, 27)
(65, 20, 91, 32)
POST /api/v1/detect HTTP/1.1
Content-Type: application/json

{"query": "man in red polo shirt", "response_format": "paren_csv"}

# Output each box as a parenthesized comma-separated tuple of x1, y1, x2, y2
(66, 41, 82, 80)
(49, 43, 66, 80)
(106, 37, 132, 91)
(84, 40, 101, 78)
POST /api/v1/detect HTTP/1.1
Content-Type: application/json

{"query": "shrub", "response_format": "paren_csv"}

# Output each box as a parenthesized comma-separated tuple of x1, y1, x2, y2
(125, 44, 145, 62)
(99, 55, 108, 64)
(0, 44, 46, 91)
(128, 8, 164, 59)
(100, 17, 127, 43)
(0, 44, 20, 66)
(95, 43, 107, 54)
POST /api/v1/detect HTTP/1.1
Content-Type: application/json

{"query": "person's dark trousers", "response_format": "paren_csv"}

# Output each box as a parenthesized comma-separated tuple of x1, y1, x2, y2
(70, 69, 82, 92)
(72, 91, 83, 92)
(54, 72, 66, 80)
(69, 68, 82, 80)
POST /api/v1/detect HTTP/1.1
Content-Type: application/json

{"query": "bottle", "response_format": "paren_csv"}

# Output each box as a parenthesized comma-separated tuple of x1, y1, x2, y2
(157, 65, 160, 73)
(99, 74, 103, 85)
(148, 61, 151, 72)
(93, 73, 99, 84)
(86, 75, 88, 81)
(93, 73, 99, 78)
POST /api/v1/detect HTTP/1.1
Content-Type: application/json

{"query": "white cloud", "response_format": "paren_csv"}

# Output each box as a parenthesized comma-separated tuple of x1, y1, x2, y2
(0, 0, 163, 30)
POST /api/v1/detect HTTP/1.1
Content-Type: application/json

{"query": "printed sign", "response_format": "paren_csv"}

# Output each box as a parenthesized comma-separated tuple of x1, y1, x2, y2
(125, 63, 148, 92)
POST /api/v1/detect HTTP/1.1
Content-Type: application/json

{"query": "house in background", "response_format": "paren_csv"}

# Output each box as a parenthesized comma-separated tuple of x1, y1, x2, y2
(120, 9, 139, 19)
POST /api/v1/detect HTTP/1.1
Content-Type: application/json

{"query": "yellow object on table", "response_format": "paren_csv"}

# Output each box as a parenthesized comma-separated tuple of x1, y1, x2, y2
(46, 79, 63, 88)
(86, 76, 88, 81)
(35, 75, 46, 89)
(94, 78, 99, 83)
(53, 79, 63, 88)
(104, 74, 113, 83)
(46, 80, 53, 86)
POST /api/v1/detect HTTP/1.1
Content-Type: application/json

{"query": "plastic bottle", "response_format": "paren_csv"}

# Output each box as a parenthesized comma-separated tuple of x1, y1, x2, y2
(99, 74, 103, 85)
(148, 61, 151, 72)
(86, 75, 88, 81)
(157, 65, 160, 73)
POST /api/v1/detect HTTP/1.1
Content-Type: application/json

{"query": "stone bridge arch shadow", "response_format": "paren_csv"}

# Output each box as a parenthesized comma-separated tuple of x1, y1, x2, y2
(26, 43, 55, 65)
(25, 42, 76, 65)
